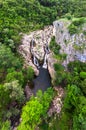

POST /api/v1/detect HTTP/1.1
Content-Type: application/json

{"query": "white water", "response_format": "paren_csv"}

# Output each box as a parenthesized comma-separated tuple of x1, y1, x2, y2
(33, 56, 39, 68)
(42, 54, 48, 69)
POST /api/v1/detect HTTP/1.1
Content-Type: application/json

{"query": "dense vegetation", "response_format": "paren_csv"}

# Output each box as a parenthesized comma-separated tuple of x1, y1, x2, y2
(68, 17, 86, 35)
(0, 0, 86, 48)
(37, 61, 86, 130)
(0, 0, 86, 129)
(18, 88, 54, 130)
(50, 36, 67, 62)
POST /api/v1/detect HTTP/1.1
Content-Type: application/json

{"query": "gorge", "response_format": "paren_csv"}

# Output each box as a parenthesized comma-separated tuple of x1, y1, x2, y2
(0, 1, 86, 129)
(19, 18, 86, 85)
(30, 38, 51, 94)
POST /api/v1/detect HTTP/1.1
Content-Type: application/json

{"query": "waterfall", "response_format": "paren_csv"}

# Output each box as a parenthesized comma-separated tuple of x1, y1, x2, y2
(44, 43, 50, 54)
(31, 38, 34, 48)
(33, 56, 39, 68)
(42, 54, 48, 69)
(42, 43, 50, 69)
(30, 38, 50, 69)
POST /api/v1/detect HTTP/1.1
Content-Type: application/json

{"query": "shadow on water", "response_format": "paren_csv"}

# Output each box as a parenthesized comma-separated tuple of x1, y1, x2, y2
(32, 67, 51, 95)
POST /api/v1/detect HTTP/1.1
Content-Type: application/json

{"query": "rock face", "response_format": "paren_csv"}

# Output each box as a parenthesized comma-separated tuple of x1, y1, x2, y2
(19, 26, 56, 78)
(48, 87, 64, 116)
(18, 19, 86, 116)
(53, 19, 86, 67)
(19, 19, 86, 78)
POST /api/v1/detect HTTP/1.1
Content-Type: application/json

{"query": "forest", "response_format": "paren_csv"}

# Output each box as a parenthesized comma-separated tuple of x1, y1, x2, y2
(0, 0, 86, 130)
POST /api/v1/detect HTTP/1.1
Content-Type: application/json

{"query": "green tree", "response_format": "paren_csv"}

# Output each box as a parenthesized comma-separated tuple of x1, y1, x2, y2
(49, 36, 61, 55)
(0, 120, 11, 130)
(18, 99, 43, 130)
(6, 69, 24, 86)
(18, 88, 54, 130)
(53, 63, 67, 86)
(3, 80, 25, 103)
(80, 79, 86, 95)
(23, 66, 34, 83)
(73, 96, 86, 130)
(0, 45, 23, 82)
(0, 80, 25, 121)
(80, 72, 86, 79)
(64, 85, 81, 110)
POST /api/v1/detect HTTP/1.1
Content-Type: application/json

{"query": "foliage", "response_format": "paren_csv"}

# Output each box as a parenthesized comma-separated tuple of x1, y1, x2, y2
(48, 60, 86, 130)
(0, 0, 86, 48)
(49, 36, 61, 55)
(0, 0, 86, 129)
(62, 13, 72, 20)
(3, 80, 25, 103)
(0, 45, 23, 82)
(72, 18, 86, 26)
(80, 79, 86, 95)
(68, 18, 86, 35)
(83, 30, 86, 35)
(0, 84, 10, 112)
(53, 63, 67, 86)
(80, 72, 86, 79)
(23, 66, 34, 83)
(0, 0, 57, 48)
(59, 61, 86, 130)
(64, 87, 86, 130)
(18, 88, 54, 130)
(64, 85, 81, 110)
(68, 60, 86, 73)
(0, 45, 22, 70)
(68, 23, 78, 35)
(0, 80, 25, 121)
(73, 96, 86, 130)
(18, 99, 43, 130)
(6, 69, 24, 86)
(38, 0, 86, 17)
(0, 120, 11, 130)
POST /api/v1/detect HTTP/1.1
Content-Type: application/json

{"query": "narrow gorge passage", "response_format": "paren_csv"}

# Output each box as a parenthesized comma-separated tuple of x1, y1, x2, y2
(30, 39, 51, 94)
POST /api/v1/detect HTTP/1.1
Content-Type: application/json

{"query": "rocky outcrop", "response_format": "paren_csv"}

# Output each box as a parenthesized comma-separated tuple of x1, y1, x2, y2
(53, 19, 86, 66)
(25, 85, 33, 100)
(48, 87, 64, 116)
(19, 19, 86, 78)
(18, 19, 86, 117)
(19, 26, 56, 79)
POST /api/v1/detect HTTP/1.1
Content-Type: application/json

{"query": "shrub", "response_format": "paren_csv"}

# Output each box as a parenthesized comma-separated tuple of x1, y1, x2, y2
(80, 72, 86, 79)
(68, 24, 78, 35)
(0, 120, 11, 130)
(18, 88, 54, 130)
(63, 13, 72, 20)
(68, 18, 86, 35)
(72, 18, 86, 26)
(50, 36, 61, 55)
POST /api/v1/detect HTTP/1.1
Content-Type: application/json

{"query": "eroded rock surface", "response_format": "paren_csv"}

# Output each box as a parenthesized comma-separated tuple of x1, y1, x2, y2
(19, 25, 56, 78)
(19, 19, 86, 116)
(48, 87, 64, 116)
(53, 19, 86, 67)
(19, 19, 86, 78)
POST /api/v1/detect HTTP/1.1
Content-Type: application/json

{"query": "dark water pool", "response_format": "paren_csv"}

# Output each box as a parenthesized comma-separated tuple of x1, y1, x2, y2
(32, 67, 51, 94)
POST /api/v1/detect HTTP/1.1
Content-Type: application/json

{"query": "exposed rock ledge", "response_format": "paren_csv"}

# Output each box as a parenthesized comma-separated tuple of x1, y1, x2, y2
(48, 87, 64, 116)
(19, 19, 86, 78)
(19, 25, 56, 79)
(53, 19, 86, 66)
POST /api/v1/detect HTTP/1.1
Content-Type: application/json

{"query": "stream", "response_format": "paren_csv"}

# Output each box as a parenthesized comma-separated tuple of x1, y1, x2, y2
(32, 67, 51, 94)
(30, 39, 51, 94)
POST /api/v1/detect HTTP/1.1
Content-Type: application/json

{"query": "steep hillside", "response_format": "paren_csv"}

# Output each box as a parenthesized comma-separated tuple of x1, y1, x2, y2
(0, 0, 86, 130)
